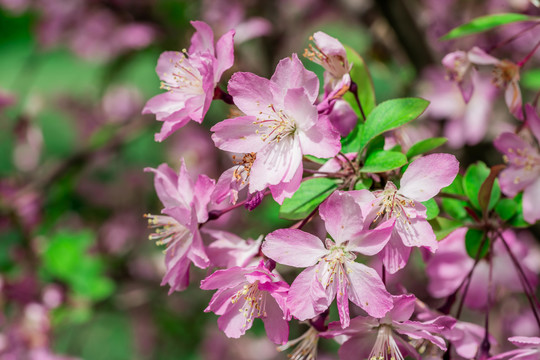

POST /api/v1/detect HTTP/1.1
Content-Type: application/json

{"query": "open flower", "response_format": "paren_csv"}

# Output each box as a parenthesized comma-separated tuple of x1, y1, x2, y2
(263, 191, 394, 328)
(362, 153, 459, 273)
(494, 105, 540, 223)
(200, 260, 289, 344)
(143, 21, 234, 141)
(211, 53, 341, 203)
(145, 160, 215, 293)
(322, 295, 454, 360)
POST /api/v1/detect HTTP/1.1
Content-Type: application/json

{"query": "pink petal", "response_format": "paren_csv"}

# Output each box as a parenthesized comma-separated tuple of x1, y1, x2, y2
(380, 231, 412, 274)
(249, 136, 302, 191)
(388, 294, 415, 322)
(523, 179, 540, 224)
(319, 191, 366, 245)
(526, 104, 540, 142)
(200, 266, 250, 290)
(287, 266, 326, 321)
(270, 53, 319, 103)
(337, 333, 377, 360)
(217, 300, 251, 338)
(467, 46, 500, 65)
(262, 295, 289, 344)
(211, 116, 266, 153)
(189, 21, 215, 55)
(263, 229, 328, 267)
(214, 29, 235, 81)
(399, 153, 459, 202)
(298, 114, 341, 159)
(227, 71, 279, 117)
(509, 336, 540, 347)
(284, 87, 318, 130)
(395, 217, 438, 252)
(345, 261, 393, 318)
(161, 253, 191, 293)
(505, 80, 524, 120)
(393, 321, 447, 350)
(193, 174, 215, 223)
(187, 227, 209, 268)
(347, 219, 394, 256)
(268, 164, 303, 204)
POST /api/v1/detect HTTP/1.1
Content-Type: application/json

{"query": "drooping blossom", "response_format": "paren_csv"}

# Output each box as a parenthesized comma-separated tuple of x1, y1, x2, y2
(304, 31, 352, 91)
(263, 190, 394, 328)
(426, 228, 539, 309)
(200, 260, 289, 344)
(203, 229, 262, 268)
(322, 295, 455, 360)
(490, 336, 540, 360)
(145, 160, 215, 293)
(211, 53, 341, 203)
(494, 105, 540, 223)
(443, 47, 523, 119)
(361, 153, 459, 273)
(420, 68, 499, 148)
(143, 21, 235, 141)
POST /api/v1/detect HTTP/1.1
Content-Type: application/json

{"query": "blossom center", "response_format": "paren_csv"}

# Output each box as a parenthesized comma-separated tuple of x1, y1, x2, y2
(253, 104, 296, 143)
(373, 182, 414, 227)
(160, 50, 204, 95)
(231, 152, 256, 185)
(492, 60, 519, 88)
(144, 214, 190, 254)
(369, 325, 404, 360)
(230, 281, 267, 327)
(317, 242, 355, 291)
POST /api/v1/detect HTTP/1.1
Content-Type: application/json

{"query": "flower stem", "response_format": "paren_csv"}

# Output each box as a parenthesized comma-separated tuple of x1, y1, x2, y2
(517, 38, 540, 67)
(488, 22, 540, 53)
(349, 81, 366, 122)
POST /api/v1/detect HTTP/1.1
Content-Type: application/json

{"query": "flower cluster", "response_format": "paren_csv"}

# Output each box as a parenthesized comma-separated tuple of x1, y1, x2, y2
(142, 18, 540, 360)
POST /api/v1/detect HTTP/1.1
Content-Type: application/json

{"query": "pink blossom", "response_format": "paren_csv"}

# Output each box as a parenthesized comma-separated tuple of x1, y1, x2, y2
(200, 261, 290, 344)
(494, 106, 540, 223)
(203, 229, 262, 268)
(143, 21, 235, 142)
(322, 295, 454, 360)
(490, 336, 540, 360)
(362, 153, 459, 273)
(211, 54, 341, 203)
(211, 153, 255, 205)
(145, 160, 215, 293)
(263, 191, 394, 328)
(426, 228, 538, 309)
(421, 68, 498, 148)
(304, 31, 352, 91)
(443, 47, 523, 119)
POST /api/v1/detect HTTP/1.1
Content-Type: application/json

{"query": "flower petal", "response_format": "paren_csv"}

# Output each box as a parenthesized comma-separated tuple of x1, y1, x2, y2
(270, 53, 319, 103)
(399, 153, 459, 202)
(346, 261, 393, 318)
(263, 229, 328, 267)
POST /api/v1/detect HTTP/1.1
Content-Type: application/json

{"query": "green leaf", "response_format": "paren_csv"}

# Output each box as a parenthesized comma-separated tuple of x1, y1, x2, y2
(430, 217, 463, 241)
(442, 13, 537, 40)
(342, 45, 376, 118)
(463, 162, 500, 211)
(406, 137, 447, 159)
(356, 98, 429, 154)
(360, 150, 407, 173)
(441, 175, 469, 220)
(42, 230, 114, 301)
(522, 69, 540, 91)
(354, 177, 373, 190)
(465, 229, 489, 259)
(495, 198, 517, 221)
(508, 193, 530, 228)
(422, 198, 440, 220)
(279, 178, 338, 220)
